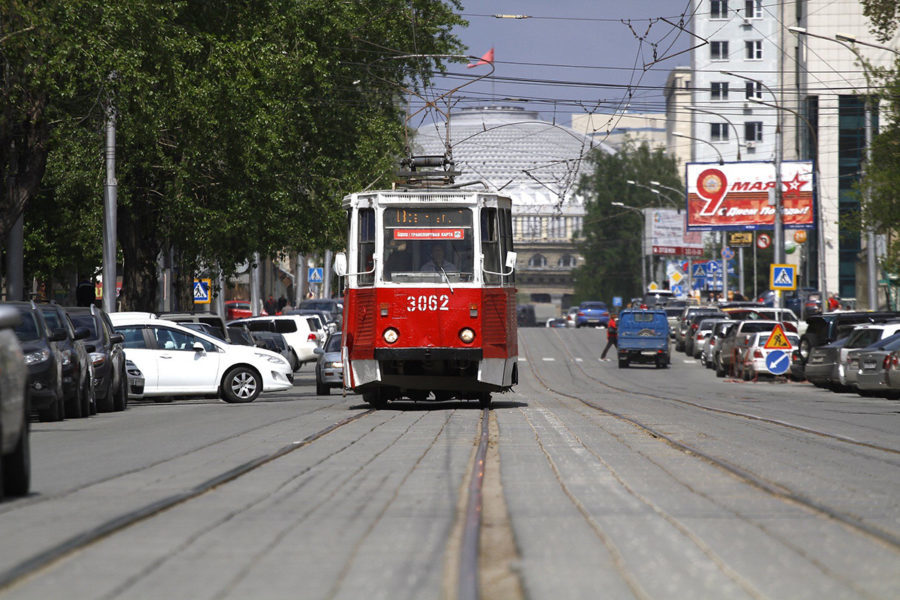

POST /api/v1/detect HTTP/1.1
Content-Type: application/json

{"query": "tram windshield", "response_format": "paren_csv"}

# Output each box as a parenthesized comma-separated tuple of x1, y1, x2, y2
(382, 207, 474, 283)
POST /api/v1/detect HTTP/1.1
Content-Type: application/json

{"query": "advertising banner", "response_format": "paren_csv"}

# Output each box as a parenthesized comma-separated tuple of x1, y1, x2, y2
(685, 161, 815, 231)
(644, 208, 705, 256)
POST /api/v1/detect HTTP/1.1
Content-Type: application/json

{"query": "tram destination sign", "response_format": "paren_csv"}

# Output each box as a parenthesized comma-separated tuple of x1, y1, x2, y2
(385, 207, 471, 227)
(685, 161, 815, 231)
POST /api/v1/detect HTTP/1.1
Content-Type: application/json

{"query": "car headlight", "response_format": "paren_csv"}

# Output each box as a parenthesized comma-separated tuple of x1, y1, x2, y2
(255, 352, 289, 366)
(24, 349, 50, 365)
(90, 352, 107, 367)
(325, 361, 343, 369)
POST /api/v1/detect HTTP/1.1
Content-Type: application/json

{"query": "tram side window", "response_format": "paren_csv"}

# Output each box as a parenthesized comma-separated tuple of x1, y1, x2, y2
(500, 208, 515, 284)
(481, 208, 501, 284)
(358, 208, 375, 286)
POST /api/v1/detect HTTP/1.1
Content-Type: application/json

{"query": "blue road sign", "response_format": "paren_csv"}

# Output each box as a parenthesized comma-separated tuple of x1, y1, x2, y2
(770, 264, 796, 291)
(705, 261, 720, 275)
(722, 246, 734, 260)
(192, 279, 211, 304)
(692, 263, 706, 278)
(671, 284, 684, 296)
(765, 350, 791, 375)
(308, 267, 324, 283)
(612, 296, 623, 307)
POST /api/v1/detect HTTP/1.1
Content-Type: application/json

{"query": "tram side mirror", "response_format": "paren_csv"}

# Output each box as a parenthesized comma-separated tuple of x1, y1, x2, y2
(504, 251, 517, 270)
(333, 252, 347, 277)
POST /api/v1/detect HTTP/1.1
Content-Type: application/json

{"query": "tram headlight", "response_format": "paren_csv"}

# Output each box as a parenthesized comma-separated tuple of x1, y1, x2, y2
(383, 328, 399, 344)
(459, 328, 476, 344)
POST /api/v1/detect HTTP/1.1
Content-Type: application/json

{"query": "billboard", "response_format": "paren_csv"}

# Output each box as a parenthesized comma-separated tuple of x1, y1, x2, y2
(685, 161, 815, 231)
(644, 208, 705, 256)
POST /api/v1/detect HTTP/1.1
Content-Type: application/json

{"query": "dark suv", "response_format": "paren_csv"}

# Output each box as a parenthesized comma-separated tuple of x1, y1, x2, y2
(3, 301, 66, 421)
(66, 306, 127, 412)
(37, 303, 94, 418)
(799, 311, 900, 363)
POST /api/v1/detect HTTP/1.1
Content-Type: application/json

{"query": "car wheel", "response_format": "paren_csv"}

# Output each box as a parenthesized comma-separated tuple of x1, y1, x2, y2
(221, 367, 262, 403)
(112, 366, 128, 411)
(65, 382, 84, 419)
(316, 378, 330, 396)
(96, 375, 115, 412)
(81, 373, 93, 417)
(2, 416, 30, 497)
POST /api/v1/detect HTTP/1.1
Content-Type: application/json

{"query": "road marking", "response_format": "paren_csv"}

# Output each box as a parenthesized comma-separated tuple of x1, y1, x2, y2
(518, 357, 527, 362)
(542, 357, 555, 362)
(683, 359, 697, 364)
(575, 358, 583, 362)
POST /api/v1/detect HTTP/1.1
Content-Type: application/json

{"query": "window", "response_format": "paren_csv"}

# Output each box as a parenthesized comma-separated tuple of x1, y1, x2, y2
(744, 0, 762, 18)
(710, 122, 729, 141)
(558, 254, 577, 268)
(745, 121, 763, 142)
(481, 207, 501, 284)
(528, 254, 547, 268)
(153, 327, 216, 352)
(357, 208, 375, 286)
(745, 40, 763, 60)
(710, 0, 728, 18)
(745, 80, 763, 100)
(548, 215, 565, 239)
(116, 326, 148, 349)
(710, 81, 729, 101)
(710, 41, 729, 60)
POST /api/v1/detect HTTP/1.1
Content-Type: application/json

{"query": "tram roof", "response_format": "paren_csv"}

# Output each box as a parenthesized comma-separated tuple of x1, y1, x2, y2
(341, 188, 512, 210)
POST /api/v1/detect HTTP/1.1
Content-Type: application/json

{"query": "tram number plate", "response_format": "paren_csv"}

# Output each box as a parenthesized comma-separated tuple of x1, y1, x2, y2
(407, 294, 450, 312)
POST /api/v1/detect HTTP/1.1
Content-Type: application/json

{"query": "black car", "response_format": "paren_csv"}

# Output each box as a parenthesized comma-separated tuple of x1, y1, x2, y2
(0, 305, 30, 497)
(4, 301, 66, 421)
(66, 306, 127, 413)
(37, 303, 94, 418)
(799, 311, 900, 363)
(299, 299, 343, 327)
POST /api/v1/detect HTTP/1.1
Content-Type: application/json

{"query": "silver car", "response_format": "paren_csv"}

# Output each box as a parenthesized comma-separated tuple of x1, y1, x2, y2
(854, 334, 900, 398)
(314, 332, 343, 396)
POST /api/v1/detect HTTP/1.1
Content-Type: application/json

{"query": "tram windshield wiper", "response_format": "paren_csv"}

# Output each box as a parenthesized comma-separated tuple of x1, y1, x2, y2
(438, 265, 454, 294)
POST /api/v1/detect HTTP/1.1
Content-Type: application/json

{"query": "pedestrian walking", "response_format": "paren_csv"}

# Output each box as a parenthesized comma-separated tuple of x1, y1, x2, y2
(601, 313, 617, 360)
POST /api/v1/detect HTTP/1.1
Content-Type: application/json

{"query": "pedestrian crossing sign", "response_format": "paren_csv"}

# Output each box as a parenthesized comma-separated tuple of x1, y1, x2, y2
(308, 267, 324, 283)
(193, 278, 212, 304)
(764, 323, 792, 350)
(769, 264, 797, 291)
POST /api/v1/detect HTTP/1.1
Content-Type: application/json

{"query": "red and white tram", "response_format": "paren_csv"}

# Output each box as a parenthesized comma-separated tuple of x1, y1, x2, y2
(334, 170, 518, 408)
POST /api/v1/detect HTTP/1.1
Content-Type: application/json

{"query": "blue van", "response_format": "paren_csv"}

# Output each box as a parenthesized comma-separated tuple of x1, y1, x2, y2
(616, 309, 670, 368)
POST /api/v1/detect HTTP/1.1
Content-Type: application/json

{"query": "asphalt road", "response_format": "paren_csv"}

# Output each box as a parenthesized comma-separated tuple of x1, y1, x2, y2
(1, 327, 899, 599)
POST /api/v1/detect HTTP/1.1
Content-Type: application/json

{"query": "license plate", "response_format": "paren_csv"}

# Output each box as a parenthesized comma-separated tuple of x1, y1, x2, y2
(641, 350, 657, 356)
(863, 361, 876, 369)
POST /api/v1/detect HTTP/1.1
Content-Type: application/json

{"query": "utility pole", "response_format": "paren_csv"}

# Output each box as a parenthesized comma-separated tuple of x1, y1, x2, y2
(250, 252, 260, 316)
(103, 95, 118, 313)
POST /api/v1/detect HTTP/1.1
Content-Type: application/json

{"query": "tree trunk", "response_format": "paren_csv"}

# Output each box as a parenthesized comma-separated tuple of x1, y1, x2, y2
(118, 201, 161, 312)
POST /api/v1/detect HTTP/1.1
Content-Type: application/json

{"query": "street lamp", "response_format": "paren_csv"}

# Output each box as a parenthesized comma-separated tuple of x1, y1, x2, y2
(686, 106, 742, 160)
(672, 132, 724, 165)
(612, 201, 647, 292)
(626, 180, 678, 209)
(789, 26, 887, 308)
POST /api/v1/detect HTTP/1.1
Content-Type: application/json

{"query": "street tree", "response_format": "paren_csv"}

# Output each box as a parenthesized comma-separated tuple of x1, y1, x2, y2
(574, 141, 682, 303)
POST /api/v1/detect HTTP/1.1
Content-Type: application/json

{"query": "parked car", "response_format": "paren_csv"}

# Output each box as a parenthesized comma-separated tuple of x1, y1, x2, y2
(565, 306, 580, 328)
(693, 317, 731, 361)
(716, 320, 783, 377)
(546, 317, 568, 328)
(125, 359, 145, 400)
(684, 311, 726, 357)
(0, 306, 30, 497)
(66, 305, 128, 413)
(37, 303, 94, 418)
(616, 309, 670, 368)
(703, 320, 736, 369)
(160, 312, 231, 343)
(229, 315, 321, 366)
(854, 334, 900, 398)
(286, 309, 337, 334)
(832, 323, 900, 392)
(799, 311, 900, 362)
(249, 330, 299, 371)
(676, 307, 722, 352)
(5, 301, 66, 421)
(642, 290, 674, 307)
(299, 299, 343, 327)
(110, 314, 293, 403)
(723, 307, 802, 335)
(227, 325, 256, 346)
(314, 332, 344, 395)
(734, 331, 801, 380)
(575, 301, 610, 328)
(804, 337, 851, 389)
(225, 300, 266, 321)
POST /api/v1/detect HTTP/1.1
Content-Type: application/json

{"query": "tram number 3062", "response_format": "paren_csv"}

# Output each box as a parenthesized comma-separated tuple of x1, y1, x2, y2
(407, 294, 450, 312)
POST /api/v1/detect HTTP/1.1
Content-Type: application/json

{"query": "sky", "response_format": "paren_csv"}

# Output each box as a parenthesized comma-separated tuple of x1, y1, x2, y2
(411, 0, 695, 130)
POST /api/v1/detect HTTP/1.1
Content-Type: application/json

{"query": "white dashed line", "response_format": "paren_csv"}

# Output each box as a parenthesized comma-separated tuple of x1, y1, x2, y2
(542, 357, 555, 362)
(683, 360, 697, 364)
(575, 358, 583, 362)
(518, 357, 528, 362)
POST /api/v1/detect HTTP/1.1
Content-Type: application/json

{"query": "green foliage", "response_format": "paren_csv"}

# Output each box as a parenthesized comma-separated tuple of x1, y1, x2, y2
(862, 0, 900, 43)
(573, 141, 682, 303)
(3, 0, 465, 308)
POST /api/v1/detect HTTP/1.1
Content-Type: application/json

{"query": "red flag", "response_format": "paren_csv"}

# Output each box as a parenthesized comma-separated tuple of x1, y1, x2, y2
(466, 48, 494, 68)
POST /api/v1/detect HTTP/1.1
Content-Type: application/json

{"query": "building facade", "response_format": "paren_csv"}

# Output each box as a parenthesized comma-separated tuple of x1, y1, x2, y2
(571, 112, 667, 152)
(414, 106, 613, 311)
(665, 65, 693, 178)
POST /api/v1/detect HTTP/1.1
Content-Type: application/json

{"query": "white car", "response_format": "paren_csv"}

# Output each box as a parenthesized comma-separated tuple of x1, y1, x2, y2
(110, 314, 293, 403)
(228, 315, 321, 366)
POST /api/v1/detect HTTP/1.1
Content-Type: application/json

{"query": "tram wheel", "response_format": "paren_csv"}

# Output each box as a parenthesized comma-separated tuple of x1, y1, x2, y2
(478, 392, 492, 409)
(363, 389, 387, 409)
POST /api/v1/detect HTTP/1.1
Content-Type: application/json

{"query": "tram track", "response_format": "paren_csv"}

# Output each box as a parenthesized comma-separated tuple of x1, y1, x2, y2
(0, 408, 376, 592)
(554, 328, 900, 459)
(519, 331, 900, 554)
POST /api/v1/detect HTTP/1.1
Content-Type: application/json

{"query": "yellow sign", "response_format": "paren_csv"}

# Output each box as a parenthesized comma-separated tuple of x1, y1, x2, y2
(193, 278, 212, 304)
(670, 270, 683, 284)
(764, 323, 792, 350)
(728, 232, 753, 247)
(769, 264, 797, 291)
